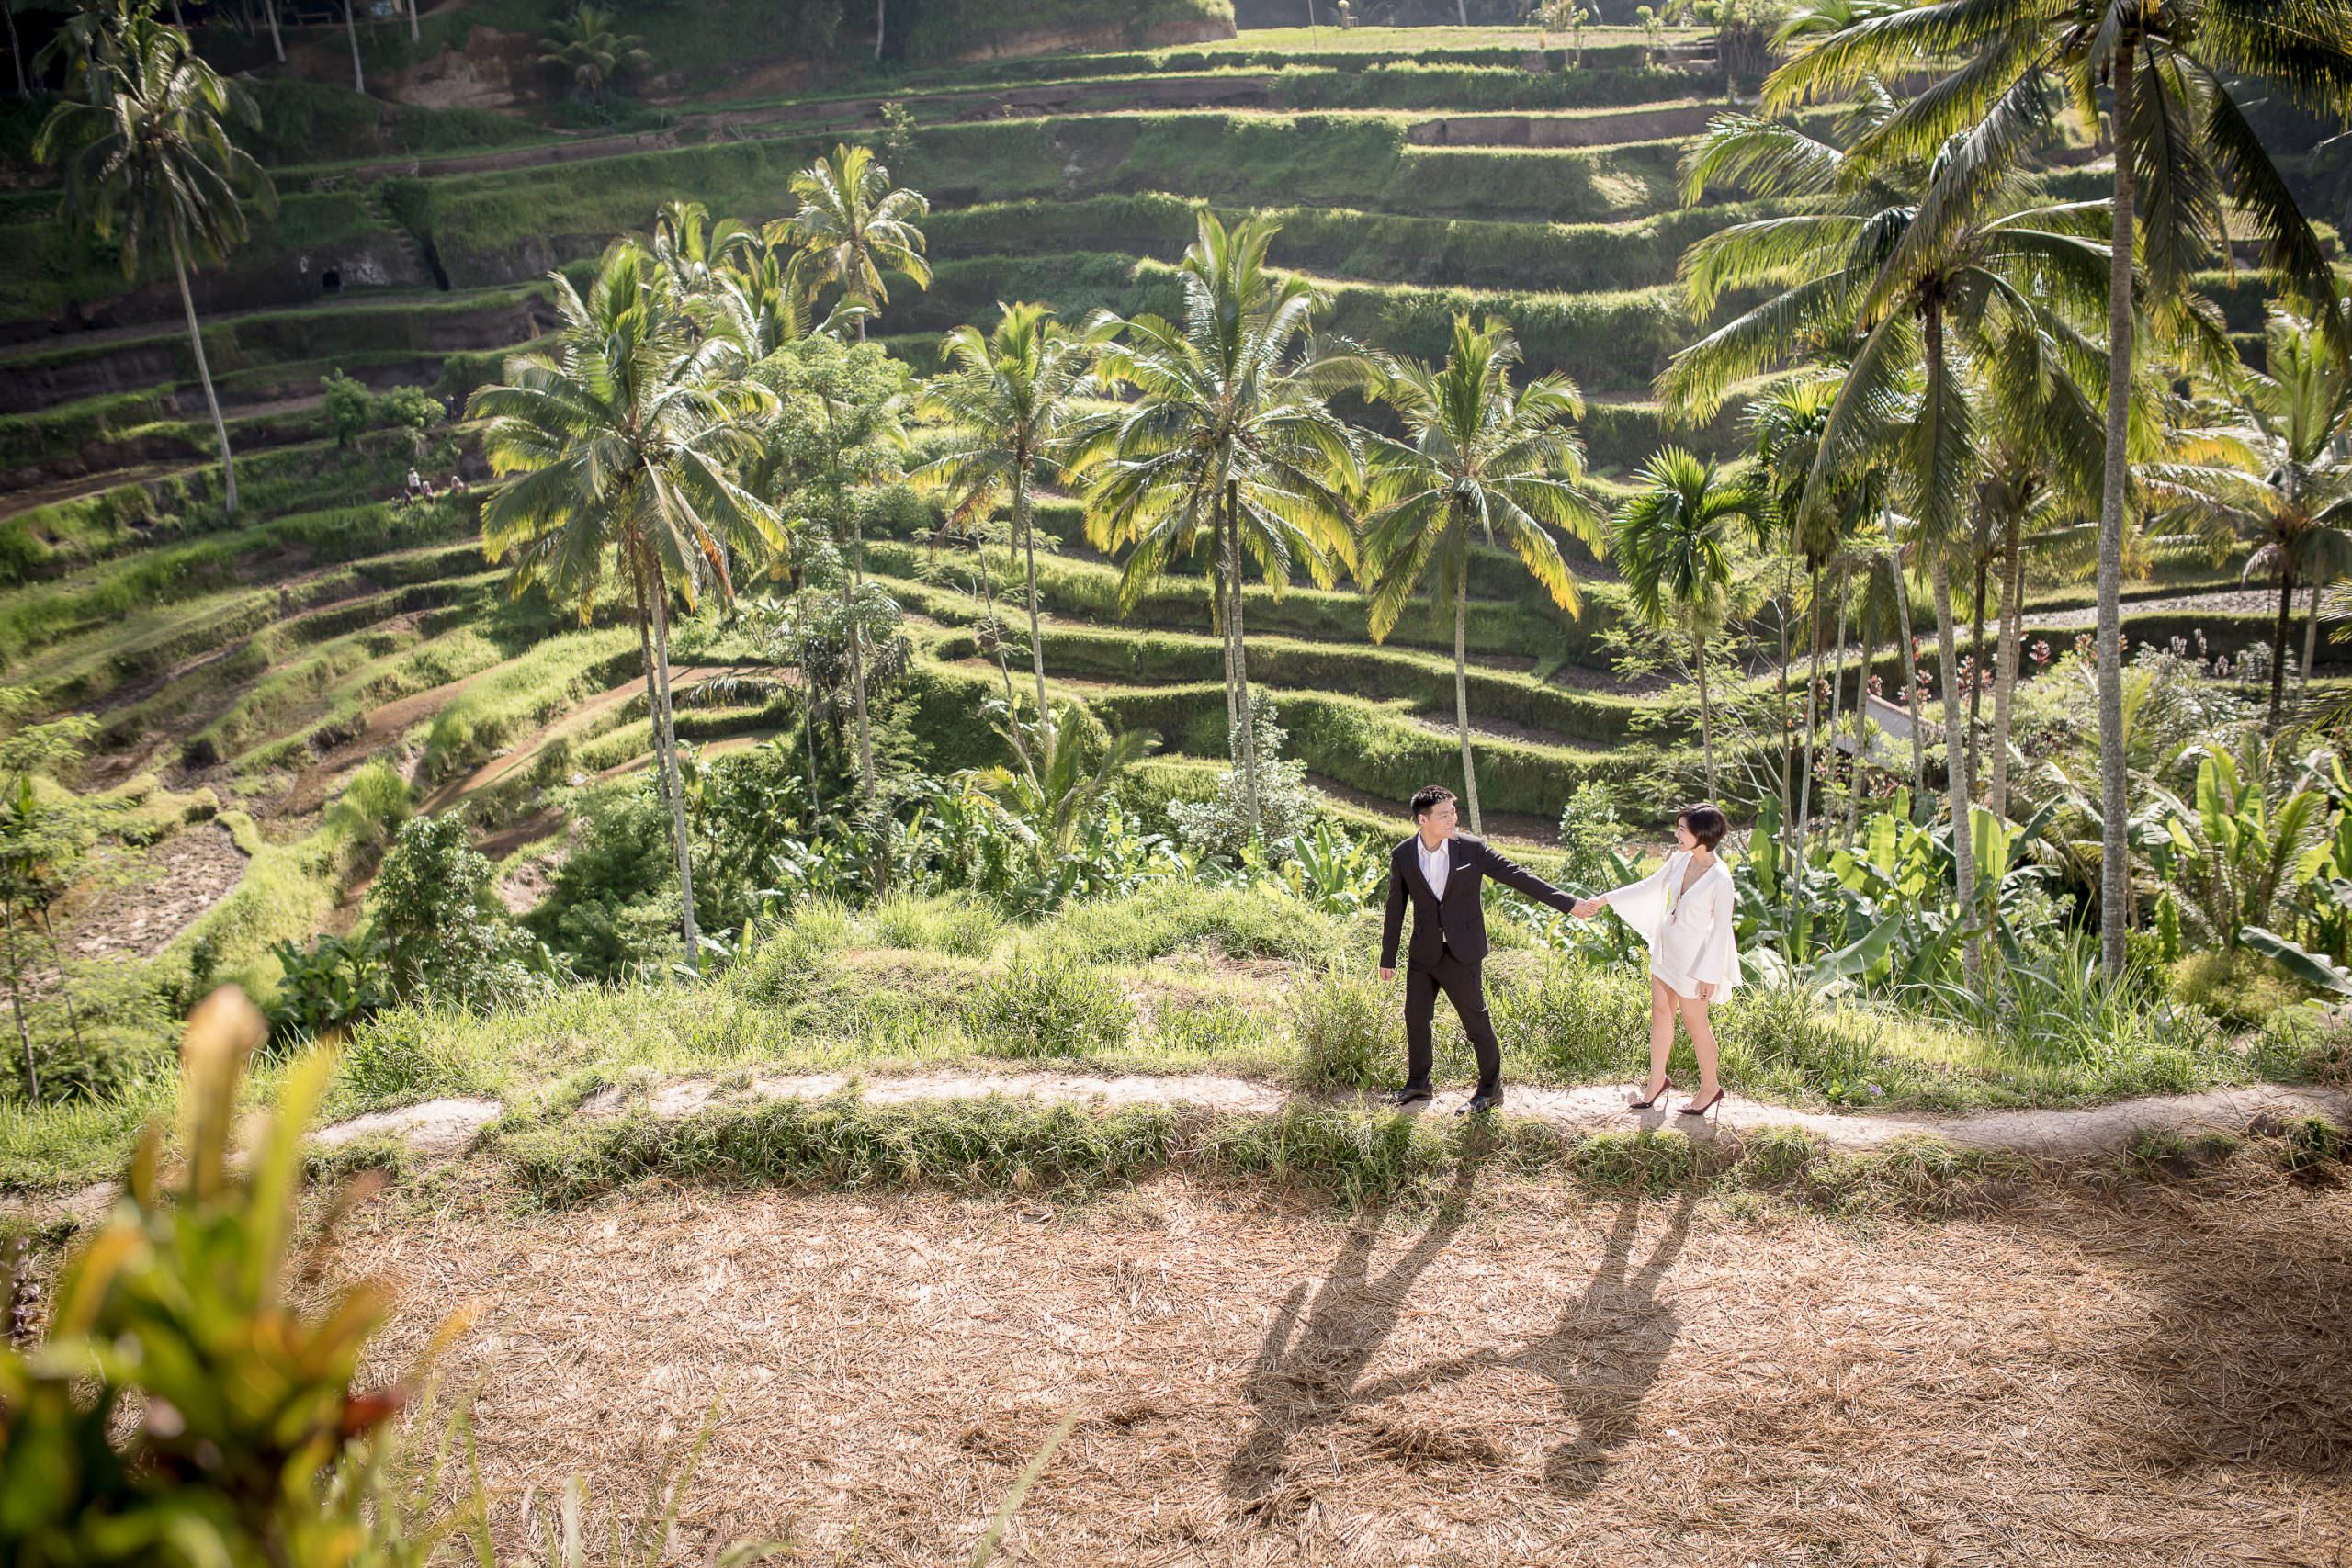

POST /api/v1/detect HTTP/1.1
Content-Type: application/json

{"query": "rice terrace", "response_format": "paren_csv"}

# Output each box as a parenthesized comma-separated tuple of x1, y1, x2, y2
(4, 0, 2352, 1561)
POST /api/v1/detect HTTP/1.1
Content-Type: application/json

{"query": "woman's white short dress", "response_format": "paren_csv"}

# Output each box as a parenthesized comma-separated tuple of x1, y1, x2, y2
(1602, 851, 1742, 1002)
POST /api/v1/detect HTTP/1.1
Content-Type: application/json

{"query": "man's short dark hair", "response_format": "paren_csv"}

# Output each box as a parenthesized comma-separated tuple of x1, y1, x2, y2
(1679, 803, 1729, 851)
(1411, 785, 1456, 819)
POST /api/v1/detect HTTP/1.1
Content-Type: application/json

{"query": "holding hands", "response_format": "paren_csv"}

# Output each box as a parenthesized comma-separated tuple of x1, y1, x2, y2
(1569, 897, 1604, 919)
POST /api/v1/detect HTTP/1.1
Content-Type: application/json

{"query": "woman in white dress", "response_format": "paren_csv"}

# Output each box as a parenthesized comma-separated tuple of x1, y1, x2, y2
(1572, 803, 1739, 1117)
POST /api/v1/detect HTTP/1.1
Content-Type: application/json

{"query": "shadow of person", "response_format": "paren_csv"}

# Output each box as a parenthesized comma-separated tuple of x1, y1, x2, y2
(1347, 1184, 1699, 1500)
(1221, 1138, 1491, 1517)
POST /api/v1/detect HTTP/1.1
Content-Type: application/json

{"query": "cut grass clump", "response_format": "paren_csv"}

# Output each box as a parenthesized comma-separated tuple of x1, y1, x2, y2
(2278, 1115, 2345, 1178)
(863, 890, 1002, 958)
(330, 1008, 510, 1116)
(501, 1094, 1183, 1205)
(1796, 1135, 2029, 1220)
(2122, 1127, 2241, 1181)
(1053, 881, 1347, 966)
(1567, 1129, 1705, 1190)
(964, 943, 1136, 1058)
(1729, 1125, 1819, 1188)
(1288, 965, 1387, 1090)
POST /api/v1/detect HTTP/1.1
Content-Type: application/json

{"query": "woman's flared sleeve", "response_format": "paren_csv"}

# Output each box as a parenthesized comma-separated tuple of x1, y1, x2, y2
(1697, 873, 1742, 994)
(1601, 856, 1676, 948)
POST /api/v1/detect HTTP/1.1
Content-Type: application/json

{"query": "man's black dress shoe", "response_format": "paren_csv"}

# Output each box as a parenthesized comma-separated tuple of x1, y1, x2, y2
(1385, 1087, 1434, 1106)
(1456, 1090, 1504, 1116)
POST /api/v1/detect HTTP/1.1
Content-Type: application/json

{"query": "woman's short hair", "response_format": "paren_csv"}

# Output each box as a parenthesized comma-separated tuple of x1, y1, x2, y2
(1679, 803, 1729, 851)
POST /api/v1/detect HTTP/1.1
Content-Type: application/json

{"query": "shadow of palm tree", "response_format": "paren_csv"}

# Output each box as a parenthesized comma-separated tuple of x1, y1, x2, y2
(1221, 1140, 1491, 1517)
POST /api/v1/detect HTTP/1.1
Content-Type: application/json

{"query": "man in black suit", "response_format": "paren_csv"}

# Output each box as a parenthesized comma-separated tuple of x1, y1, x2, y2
(1379, 784, 1581, 1114)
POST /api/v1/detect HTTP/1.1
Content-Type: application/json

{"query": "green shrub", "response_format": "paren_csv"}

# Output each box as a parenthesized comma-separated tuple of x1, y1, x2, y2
(2169, 947, 2311, 1025)
(321, 368, 371, 446)
(963, 944, 1136, 1058)
(376, 384, 443, 434)
(1287, 964, 1388, 1090)
(368, 813, 556, 1011)
(264, 931, 393, 1043)
(321, 759, 413, 859)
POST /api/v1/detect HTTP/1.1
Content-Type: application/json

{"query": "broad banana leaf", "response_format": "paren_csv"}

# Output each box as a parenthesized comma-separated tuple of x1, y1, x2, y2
(2241, 925, 2352, 996)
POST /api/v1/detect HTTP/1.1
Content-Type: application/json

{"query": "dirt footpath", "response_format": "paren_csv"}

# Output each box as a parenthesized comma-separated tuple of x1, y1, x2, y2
(350, 1172, 2352, 1566)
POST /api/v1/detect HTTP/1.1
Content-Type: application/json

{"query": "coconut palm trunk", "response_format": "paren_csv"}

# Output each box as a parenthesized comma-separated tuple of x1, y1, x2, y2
(875, 0, 885, 60)
(6, 4, 27, 96)
(5, 903, 37, 1107)
(1845, 592, 1871, 851)
(1823, 565, 1849, 847)
(1454, 573, 1481, 835)
(1967, 526, 1991, 803)
(266, 0, 283, 61)
(845, 547, 875, 802)
(1891, 548, 1927, 820)
(1693, 615, 1719, 799)
(631, 571, 669, 812)
(343, 0, 366, 93)
(1014, 460, 1053, 748)
(169, 227, 237, 516)
(2268, 563, 2298, 729)
(1990, 509, 2024, 818)
(1797, 559, 1823, 857)
(645, 569, 701, 971)
(2305, 580, 2324, 694)
(2095, 42, 2137, 979)
(1932, 556, 1983, 991)
(1226, 483, 1262, 835)
(407, 0, 419, 42)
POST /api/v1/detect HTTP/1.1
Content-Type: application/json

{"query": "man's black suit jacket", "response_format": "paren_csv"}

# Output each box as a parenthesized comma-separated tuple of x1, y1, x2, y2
(1379, 832, 1578, 971)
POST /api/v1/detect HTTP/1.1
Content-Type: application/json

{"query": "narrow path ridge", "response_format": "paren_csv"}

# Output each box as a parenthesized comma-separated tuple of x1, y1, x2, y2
(10, 1076, 2343, 1232)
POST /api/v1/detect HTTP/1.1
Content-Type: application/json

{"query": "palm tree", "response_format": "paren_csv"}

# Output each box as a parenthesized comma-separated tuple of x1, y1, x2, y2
(36, 6, 276, 519)
(2149, 310, 2352, 728)
(1746, 373, 1880, 856)
(1359, 314, 1607, 835)
(1967, 310, 2110, 818)
(1662, 102, 2117, 989)
(649, 199, 755, 299)
(1614, 447, 1754, 799)
(913, 301, 1115, 754)
(1761, 0, 2352, 979)
(775, 143, 930, 343)
(537, 5, 650, 103)
(1081, 211, 1360, 840)
(467, 244, 783, 972)
(341, 0, 364, 94)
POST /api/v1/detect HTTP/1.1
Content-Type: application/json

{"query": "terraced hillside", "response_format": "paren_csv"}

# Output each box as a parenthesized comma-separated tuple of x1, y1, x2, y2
(4, 19, 2343, 1023)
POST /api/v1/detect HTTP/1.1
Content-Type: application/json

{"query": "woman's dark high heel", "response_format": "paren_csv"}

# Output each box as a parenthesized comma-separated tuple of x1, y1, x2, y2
(1630, 1074, 1672, 1110)
(1678, 1087, 1726, 1116)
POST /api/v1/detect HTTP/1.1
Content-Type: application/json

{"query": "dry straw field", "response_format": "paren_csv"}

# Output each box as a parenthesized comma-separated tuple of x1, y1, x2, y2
(346, 1160, 2352, 1566)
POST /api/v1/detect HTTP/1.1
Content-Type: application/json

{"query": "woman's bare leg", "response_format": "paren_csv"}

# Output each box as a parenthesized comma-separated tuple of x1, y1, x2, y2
(1677, 993, 1721, 1099)
(1639, 976, 1676, 1099)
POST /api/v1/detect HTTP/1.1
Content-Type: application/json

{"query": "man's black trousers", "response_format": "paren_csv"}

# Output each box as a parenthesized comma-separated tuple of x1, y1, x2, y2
(1403, 947, 1502, 1095)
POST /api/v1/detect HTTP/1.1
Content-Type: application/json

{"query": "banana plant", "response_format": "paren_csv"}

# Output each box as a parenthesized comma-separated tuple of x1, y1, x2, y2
(1274, 819, 1386, 914)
